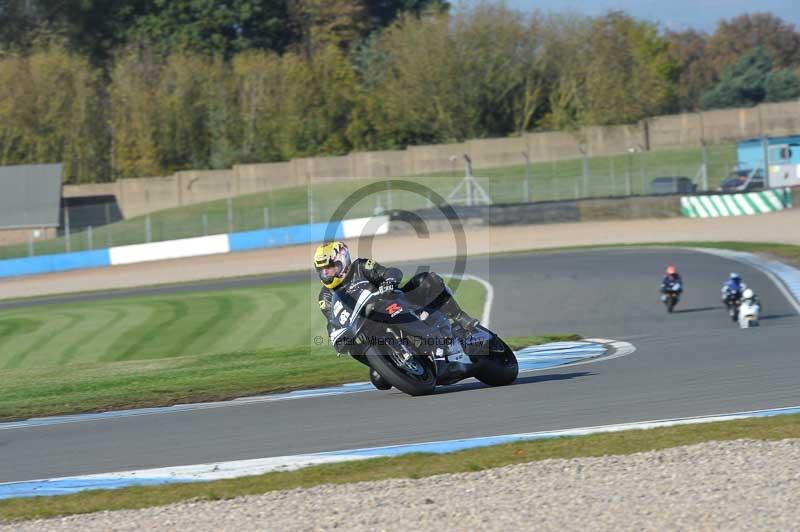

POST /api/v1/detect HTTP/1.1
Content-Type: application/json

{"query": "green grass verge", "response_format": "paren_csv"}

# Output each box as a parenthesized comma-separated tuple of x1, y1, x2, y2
(1, 412, 797, 522)
(504, 334, 581, 350)
(0, 278, 519, 421)
(0, 143, 736, 259)
(0, 281, 323, 371)
(669, 241, 800, 266)
(485, 241, 800, 269)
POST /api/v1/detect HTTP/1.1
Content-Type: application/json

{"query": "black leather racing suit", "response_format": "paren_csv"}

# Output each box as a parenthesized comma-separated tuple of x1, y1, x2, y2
(318, 258, 459, 365)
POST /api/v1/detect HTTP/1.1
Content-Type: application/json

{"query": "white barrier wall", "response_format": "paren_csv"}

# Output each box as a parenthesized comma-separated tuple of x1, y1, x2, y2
(340, 216, 390, 239)
(109, 235, 231, 266)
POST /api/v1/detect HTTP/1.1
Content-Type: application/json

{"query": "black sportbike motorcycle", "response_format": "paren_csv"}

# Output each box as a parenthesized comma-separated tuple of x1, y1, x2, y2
(662, 288, 681, 313)
(724, 294, 741, 322)
(333, 288, 518, 396)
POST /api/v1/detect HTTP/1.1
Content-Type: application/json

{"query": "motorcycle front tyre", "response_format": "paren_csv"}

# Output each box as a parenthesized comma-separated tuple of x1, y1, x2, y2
(365, 346, 436, 396)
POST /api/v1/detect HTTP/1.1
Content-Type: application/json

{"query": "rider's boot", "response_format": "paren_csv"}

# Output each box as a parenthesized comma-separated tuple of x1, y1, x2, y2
(440, 297, 479, 332)
(369, 368, 392, 390)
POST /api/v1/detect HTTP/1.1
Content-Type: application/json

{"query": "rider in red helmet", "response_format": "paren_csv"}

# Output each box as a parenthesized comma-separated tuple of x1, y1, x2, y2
(660, 264, 683, 299)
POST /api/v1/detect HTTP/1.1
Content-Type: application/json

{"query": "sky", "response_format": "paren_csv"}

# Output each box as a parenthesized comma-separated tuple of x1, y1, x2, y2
(472, 0, 800, 33)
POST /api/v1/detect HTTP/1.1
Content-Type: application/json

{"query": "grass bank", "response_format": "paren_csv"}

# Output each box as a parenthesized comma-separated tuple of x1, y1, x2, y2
(489, 241, 800, 269)
(1, 412, 796, 522)
(672, 241, 800, 266)
(0, 143, 736, 259)
(0, 278, 503, 420)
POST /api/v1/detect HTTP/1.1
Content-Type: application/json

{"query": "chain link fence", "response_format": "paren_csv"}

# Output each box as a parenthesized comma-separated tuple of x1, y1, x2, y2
(0, 144, 738, 260)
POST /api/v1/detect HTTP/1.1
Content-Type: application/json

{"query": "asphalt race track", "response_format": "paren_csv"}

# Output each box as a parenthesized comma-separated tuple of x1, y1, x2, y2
(2, 248, 799, 483)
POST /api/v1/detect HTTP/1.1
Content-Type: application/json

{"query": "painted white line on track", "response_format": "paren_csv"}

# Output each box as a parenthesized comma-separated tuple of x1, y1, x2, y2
(446, 273, 494, 328)
(2, 402, 798, 500)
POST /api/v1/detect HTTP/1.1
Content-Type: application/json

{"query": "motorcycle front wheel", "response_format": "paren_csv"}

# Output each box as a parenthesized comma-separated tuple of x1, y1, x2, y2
(365, 345, 436, 396)
(474, 338, 519, 387)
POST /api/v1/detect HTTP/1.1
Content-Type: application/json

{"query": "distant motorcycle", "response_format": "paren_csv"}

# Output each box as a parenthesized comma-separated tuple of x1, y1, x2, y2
(723, 293, 741, 322)
(661, 282, 682, 313)
(721, 274, 747, 323)
(737, 289, 761, 329)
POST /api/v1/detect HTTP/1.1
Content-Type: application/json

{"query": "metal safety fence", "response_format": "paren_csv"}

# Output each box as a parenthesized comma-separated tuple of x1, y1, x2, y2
(0, 144, 739, 260)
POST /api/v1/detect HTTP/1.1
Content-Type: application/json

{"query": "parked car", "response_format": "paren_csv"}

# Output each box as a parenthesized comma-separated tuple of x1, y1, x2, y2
(718, 169, 765, 193)
(650, 176, 696, 195)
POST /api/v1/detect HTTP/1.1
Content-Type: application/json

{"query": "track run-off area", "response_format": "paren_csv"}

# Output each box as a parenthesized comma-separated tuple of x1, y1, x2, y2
(1, 246, 799, 491)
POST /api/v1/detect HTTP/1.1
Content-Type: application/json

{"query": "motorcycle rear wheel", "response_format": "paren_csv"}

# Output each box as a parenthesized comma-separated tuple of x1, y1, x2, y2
(365, 346, 436, 396)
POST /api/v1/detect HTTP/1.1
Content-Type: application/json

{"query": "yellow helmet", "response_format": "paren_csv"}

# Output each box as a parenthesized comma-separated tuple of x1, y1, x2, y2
(314, 241, 351, 289)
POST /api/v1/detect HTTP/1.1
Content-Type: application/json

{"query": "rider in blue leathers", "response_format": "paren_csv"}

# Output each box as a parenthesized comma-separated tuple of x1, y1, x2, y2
(721, 272, 747, 303)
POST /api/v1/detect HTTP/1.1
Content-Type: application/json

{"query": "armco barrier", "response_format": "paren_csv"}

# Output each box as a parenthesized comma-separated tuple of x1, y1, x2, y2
(0, 216, 389, 279)
(681, 188, 792, 218)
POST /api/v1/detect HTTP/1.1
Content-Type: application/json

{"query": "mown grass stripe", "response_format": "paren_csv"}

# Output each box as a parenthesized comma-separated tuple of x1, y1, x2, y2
(57, 308, 129, 366)
(0, 279, 488, 421)
(270, 287, 312, 347)
(106, 300, 190, 361)
(243, 291, 296, 351)
(0, 318, 43, 357)
(215, 292, 264, 353)
(19, 306, 117, 367)
(181, 296, 236, 356)
(3, 313, 86, 370)
(83, 302, 153, 363)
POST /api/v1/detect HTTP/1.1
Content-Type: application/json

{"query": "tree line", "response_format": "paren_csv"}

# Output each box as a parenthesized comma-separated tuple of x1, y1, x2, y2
(1, 2, 799, 183)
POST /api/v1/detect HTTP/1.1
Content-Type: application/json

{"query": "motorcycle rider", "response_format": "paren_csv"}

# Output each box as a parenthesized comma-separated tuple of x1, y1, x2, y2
(740, 287, 760, 308)
(738, 288, 761, 327)
(721, 272, 747, 304)
(660, 264, 683, 303)
(314, 241, 480, 390)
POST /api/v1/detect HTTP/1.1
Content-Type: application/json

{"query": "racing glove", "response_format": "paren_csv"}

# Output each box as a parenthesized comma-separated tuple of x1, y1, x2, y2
(378, 278, 398, 294)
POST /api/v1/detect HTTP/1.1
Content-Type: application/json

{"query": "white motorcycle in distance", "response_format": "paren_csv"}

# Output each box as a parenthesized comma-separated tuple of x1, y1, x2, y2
(738, 289, 761, 329)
